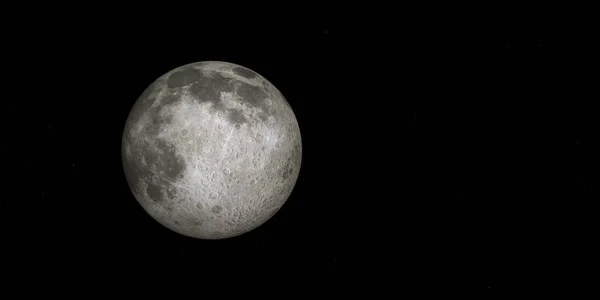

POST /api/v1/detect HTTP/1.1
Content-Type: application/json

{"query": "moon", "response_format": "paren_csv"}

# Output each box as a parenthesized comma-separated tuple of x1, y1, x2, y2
(121, 61, 302, 239)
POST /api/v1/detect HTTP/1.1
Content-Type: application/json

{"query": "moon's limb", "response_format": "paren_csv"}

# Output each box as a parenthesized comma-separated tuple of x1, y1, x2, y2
(122, 61, 301, 239)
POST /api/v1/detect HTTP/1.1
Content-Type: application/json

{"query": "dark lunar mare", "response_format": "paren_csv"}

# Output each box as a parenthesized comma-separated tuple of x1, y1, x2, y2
(167, 68, 202, 88)
(234, 81, 272, 118)
(227, 108, 247, 125)
(188, 72, 235, 112)
(122, 80, 187, 210)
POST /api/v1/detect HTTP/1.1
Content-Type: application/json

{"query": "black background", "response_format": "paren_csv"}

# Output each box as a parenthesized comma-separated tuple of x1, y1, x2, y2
(1, 8, 596, 294)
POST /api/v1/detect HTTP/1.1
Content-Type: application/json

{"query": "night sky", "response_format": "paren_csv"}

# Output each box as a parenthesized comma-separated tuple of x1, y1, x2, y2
(1, 9, 595, 294)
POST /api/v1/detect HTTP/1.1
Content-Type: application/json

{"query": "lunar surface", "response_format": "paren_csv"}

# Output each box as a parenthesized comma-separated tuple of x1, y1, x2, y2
(122, 61, 302, 239)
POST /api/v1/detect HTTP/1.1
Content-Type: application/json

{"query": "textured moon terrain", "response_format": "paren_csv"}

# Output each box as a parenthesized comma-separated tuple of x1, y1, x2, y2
(122, 61, 302, 239)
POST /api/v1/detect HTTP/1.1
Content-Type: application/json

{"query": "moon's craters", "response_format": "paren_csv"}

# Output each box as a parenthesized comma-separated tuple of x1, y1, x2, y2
(122, 61, 301, 239)
(211, 205, 223, 214)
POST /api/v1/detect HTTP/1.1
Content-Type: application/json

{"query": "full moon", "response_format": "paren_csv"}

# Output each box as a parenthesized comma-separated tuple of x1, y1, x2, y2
(122, 61, 302, 239)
